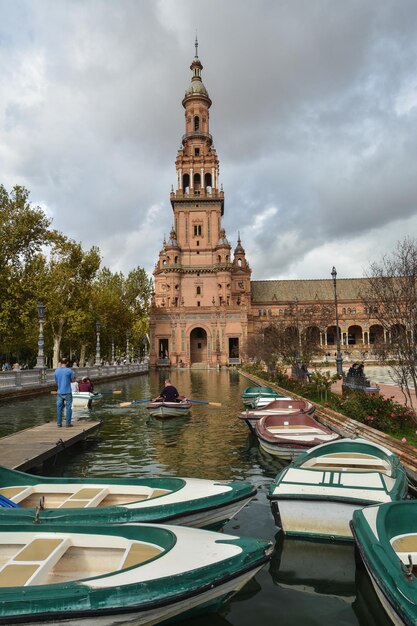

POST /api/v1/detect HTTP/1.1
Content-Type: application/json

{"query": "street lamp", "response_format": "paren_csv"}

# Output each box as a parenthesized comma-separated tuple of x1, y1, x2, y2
(126, 330, 131, 363)
(95, 321, 101, 366)
(35, 303, 46, 370)
(331, 267, 344, 376)
(111, 336, 115, 365)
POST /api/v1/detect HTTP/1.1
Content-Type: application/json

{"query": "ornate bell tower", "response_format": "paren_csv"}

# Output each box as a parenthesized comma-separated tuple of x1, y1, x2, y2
(150, 41, 251, 367)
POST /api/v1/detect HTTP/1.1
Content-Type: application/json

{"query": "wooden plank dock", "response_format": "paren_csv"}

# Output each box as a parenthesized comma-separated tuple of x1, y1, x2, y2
(0, 421, 102, 471)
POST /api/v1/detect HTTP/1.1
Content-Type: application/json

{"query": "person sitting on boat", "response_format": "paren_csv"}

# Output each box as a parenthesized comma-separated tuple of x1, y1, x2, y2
(155, 379, 180, 403)
(78, 376, 94, 393)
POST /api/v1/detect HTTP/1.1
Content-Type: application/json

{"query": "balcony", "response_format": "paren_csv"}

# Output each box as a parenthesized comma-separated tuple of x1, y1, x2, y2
(182, 131, 213, 145)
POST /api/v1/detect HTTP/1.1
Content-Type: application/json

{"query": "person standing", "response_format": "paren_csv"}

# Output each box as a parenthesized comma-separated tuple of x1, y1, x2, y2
(54, 357, 75, 427)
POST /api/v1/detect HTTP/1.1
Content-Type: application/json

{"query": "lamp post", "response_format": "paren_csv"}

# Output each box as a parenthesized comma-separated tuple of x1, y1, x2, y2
(111, 337, 115, 365)
(331, 267, 343, 376)
(95, 321, 101, 366)
(35, 303, 46, 370)
(126, 331, 131, 363)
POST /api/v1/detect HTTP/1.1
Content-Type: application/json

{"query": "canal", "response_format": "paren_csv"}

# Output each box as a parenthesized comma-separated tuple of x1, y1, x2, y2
(0, 369, 391, 626)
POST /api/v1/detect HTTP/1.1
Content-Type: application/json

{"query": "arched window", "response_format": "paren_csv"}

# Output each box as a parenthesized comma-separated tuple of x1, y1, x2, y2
(194, 173, 201, 190)
(183, 173, 190, 194)
(196, 286, 201, 295)
(194, 116, 200, 131)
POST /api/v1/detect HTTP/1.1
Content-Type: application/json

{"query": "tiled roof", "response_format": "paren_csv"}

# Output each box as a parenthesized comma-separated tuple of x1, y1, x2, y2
(251, 278, 369, 303)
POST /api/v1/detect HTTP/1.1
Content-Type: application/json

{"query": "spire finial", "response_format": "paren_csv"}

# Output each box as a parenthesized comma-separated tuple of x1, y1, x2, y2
(195, 34, 198, 58)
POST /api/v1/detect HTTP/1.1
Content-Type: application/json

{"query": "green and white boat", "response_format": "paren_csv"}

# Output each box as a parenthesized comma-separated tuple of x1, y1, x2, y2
(351, 501, 417, 626)
(0, 466, 256, 530)
(268, 438, 408, 541)
(0, 521, 272, 625)
(241, 386, 287, 408)
(72, 392, 102, 409)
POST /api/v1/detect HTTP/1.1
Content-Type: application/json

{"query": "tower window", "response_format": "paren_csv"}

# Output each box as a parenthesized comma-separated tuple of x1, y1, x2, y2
(196, 286, 201, 295)
(194, 116, 200, 131)
(194, 224, 202, 236)
(197, 301, 200, 307)
(195, 148, 200, 156)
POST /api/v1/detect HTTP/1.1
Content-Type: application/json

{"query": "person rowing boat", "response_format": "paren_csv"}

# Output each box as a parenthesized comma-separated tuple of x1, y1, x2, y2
(153, 379, 181, 403)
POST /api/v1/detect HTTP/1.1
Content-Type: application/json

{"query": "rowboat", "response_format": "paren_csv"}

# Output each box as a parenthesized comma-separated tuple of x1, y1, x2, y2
(255, 413, 339, 460)
(0, 465, 257, 530)
(72, 391, 102, 408)
(146, 400, 192, 418)
(268, 438, 408, 541)
(241, 386, 285, 408)
(239, 398, 315, 433)
(351, 501, 417, 626)
(0, 521, 272, 626)
(251, 393, 292, 409)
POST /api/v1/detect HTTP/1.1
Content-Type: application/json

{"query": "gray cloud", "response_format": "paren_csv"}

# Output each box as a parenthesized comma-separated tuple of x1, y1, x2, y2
(1, 0, 417, 282)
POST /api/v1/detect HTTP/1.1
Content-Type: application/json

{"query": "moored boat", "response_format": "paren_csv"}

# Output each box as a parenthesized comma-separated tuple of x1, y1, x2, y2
(0, 521, 272, 626)
(239, 398, 315, 433)
(251, 393, 292, 409)
(351, 501, 417, 626)
(0, 465, 256, 530)
(241, 386, 283, 408)
(146, 400, 192, 418)
(72, 391, 102, 409)
(255, 413, 339, 460)
(268, 438, 408, 541)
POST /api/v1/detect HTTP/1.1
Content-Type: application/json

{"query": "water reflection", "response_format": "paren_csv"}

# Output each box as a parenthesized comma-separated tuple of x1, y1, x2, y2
(0, 369, 390, 626)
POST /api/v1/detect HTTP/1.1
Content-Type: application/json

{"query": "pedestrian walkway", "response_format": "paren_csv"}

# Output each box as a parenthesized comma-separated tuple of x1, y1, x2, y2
(330, 377, 409, 405)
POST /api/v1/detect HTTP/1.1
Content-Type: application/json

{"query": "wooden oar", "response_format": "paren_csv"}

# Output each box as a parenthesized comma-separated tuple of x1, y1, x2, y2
(188, 399, 222, 407)
(51, 390, 122, 395)
(119, 399, 151, 407)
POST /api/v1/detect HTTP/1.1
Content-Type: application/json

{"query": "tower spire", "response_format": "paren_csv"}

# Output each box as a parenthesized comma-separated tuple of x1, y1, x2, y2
(195, 34, 198, 58)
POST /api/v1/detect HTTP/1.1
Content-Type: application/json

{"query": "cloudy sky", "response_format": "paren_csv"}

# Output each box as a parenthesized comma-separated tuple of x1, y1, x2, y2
(1, 0, 417, 281)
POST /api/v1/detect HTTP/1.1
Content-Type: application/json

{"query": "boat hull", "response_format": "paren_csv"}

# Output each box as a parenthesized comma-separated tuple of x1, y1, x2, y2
(351, 501, 417, 625)
(146, 402, 192, 418)
(271, 498, 363, 541)
(0, 523, 272, 626)
(72, 392, 102, 408)
(0, 468, 256, 530)
(268, 439, 408, 541)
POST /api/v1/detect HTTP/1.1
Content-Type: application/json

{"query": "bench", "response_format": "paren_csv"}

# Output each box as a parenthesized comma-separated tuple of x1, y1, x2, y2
(0, 537, 70, 587)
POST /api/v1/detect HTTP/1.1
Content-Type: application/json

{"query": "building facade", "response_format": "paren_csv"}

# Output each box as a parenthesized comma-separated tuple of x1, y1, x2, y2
(149, 48, 383, 367)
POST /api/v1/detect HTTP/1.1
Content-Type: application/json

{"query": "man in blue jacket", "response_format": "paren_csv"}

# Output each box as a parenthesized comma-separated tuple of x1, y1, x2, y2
(54, 357, 75, 427)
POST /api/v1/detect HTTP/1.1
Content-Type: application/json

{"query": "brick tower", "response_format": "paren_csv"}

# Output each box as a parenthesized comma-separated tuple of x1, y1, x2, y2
(149, 41, 251, 368)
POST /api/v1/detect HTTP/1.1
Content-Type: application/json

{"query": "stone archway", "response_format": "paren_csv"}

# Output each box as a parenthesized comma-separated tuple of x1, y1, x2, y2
(190, 327, 208, 364)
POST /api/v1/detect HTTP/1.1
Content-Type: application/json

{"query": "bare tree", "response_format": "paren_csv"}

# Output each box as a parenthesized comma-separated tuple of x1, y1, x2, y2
(362, 238, 417, 415)
(246, 302, 333, 373)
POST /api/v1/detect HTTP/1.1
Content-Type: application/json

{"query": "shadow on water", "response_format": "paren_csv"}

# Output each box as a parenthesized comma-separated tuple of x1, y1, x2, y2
(0, 369, 392, 625)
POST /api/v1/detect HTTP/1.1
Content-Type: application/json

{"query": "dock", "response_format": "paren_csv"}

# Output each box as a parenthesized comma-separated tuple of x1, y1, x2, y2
(0, 421, 102, 471)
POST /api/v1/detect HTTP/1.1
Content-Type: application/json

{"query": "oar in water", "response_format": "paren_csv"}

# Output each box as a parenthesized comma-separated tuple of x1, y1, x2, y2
(119, 399, 151, 408)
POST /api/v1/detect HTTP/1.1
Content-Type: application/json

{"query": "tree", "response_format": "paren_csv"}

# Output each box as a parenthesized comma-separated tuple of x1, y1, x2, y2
(362, 238, 417, 416)
(246, 303, 332, 373)
(41, 235, 101, 367)
(0, 185, 53, 361)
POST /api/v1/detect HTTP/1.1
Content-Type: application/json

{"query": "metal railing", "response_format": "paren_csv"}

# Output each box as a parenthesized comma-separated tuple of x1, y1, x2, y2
(0, 361, 149, 393)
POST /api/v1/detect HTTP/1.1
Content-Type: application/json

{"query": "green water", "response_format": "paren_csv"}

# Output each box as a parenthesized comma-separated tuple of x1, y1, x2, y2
(0, 369, 391, 626)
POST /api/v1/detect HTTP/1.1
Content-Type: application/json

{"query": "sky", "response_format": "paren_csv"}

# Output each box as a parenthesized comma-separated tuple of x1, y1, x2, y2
(1, 0, 417, 282)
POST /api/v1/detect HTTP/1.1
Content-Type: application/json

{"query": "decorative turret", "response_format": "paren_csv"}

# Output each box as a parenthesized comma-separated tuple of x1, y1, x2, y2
(232, 232, 250, 270)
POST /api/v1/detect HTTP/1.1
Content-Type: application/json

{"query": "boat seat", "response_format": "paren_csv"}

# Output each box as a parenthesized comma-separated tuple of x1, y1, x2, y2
(392, 535, 417, 553)
(306, 457, 387, 471)
(0, 486, 32, 502)
(150, 489, 170, 499)
(267, 428, 320, 436)
(59, 487, 109, 509)
(0, 537, 70, 587)
(120, 542, 163, 570)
